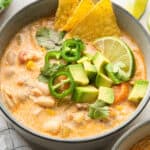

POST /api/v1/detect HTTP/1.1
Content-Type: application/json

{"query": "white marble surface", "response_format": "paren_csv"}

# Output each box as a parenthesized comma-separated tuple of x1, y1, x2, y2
(0, 0, 150, 149)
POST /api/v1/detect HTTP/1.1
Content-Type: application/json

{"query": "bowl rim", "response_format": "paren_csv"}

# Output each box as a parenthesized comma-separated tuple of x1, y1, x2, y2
(0, 0, 150, 143)
(112, 119, 150, 150)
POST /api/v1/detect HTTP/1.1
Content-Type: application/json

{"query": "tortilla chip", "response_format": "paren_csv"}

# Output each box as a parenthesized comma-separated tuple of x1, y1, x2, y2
(92, 0, 99, 4)
(68, 0, 121, 41)
(62, 0, 94, 31)
(54, 0, 79, 30)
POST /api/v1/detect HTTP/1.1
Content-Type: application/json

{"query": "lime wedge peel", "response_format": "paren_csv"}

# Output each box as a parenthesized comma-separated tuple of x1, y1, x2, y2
(93, 37, 135, 79)
(148, 13, 150, 31)
(126, 1, 134, 15)
(126, 0, 148, 19)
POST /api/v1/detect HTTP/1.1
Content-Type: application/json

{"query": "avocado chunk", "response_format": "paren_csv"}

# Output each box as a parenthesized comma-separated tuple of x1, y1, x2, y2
(95, 73, 113, 87)
(72, 86, 98, 103)
(98, 87, 114, 104)
(68, 64, 89, 85)
(77, 56, 90, 63)
(92, 52, 110, 73)
(128, 80, 149, 103)
(82, 61, 97, 80)
(83, 48, 96, 60)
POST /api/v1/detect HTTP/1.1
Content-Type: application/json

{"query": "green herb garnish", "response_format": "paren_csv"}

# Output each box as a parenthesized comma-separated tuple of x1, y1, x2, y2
(88, 100, 109, 119)
(61, 38, 85, 62)
(38, 63, 65, 83)
(48, 71, 75, 99)
(0, 0, 12, 10)
(36, 27, 65, 50)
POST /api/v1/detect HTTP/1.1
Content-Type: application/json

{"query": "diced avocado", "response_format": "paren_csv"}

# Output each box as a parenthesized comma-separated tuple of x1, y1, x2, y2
(68, 64, 89, 85)
(105, 64, 122, 84)
(96, 73, 113, 87)
(77, 56, 90, 63)
(84, 52, 95, 60)
(82, 61, 97, 80)
(72, 86, 98, 103)
(98, 87, 114, 104)
(92, 52, 110, 73)
(128, 80, 149, 103)
(83, 47, 96, 60)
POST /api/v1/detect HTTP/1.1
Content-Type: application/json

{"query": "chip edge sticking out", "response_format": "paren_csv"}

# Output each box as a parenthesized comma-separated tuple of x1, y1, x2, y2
(54, 0, 79, 30)
(62, 0, 94, 31)
(67, 0, 121, 41)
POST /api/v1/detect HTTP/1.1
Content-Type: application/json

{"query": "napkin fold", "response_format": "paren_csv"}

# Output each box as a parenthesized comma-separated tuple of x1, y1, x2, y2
(0, 113, 32, 150)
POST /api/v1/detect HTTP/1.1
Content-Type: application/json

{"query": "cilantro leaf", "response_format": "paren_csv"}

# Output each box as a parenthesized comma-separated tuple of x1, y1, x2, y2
(38, 74, 49, 83)
(88, 100, 109, 119)
(0, 0, 12, 10)
(36, 27, 65, 50)
(38, 63, 65, 83)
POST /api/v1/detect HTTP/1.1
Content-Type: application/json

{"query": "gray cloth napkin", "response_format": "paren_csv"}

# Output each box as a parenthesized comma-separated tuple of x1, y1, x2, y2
(0, 113, 32, 150)
(0, 0, 37, 149)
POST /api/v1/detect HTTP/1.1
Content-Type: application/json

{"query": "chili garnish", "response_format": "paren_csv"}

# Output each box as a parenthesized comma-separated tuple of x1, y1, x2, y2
(48, 71, 75, 99)
(45, 51, 61, 65)
(61, 38, 85, 62)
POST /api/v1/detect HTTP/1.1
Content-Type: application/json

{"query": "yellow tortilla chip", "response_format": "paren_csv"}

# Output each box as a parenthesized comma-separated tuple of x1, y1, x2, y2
(54, 0, 79, 30)
(62, 0, 94, 31)
(68, 0, 121, 41)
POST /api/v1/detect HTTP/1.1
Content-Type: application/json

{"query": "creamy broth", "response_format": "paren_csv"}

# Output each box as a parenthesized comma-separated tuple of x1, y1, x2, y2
(0, 17, 146, 139)
(130, 136, 150, 150)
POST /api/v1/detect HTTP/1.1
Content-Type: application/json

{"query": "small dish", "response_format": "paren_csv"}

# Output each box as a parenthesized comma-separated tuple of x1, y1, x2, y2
(112, 120, 150, 150)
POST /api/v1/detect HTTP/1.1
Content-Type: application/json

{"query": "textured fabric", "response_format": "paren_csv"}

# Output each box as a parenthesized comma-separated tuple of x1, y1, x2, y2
(0, 113, 32, 150)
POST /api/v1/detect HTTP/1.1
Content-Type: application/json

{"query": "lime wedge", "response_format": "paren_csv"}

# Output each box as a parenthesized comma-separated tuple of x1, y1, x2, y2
(93, 37, 135, 79)
(126, 1, 134, 14)
(148, 13, 150, 31)
(127, 0, 148, 19)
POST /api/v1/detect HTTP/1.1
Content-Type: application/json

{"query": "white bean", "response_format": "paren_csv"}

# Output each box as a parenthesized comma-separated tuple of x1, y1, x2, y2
(32, 107, 43, 115)
(16, 92, 28, 101)
(6, 52, 16, 65)
(43, 120, 61, 134)
(32, 96, 55, 108)
(1, 90, 17, 108)
(30, 88, 42, 97)
(73, 112, 85, 124)
(36, 81, 50, 96)
(76, 103, 89, 110)
(17, 79, 26, 86)
(4, 67, 15, 78)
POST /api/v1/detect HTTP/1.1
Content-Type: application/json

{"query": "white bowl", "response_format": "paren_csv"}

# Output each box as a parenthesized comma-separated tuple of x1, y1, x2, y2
(0, 0, 150, 149)
(112, 120, 150, 150)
